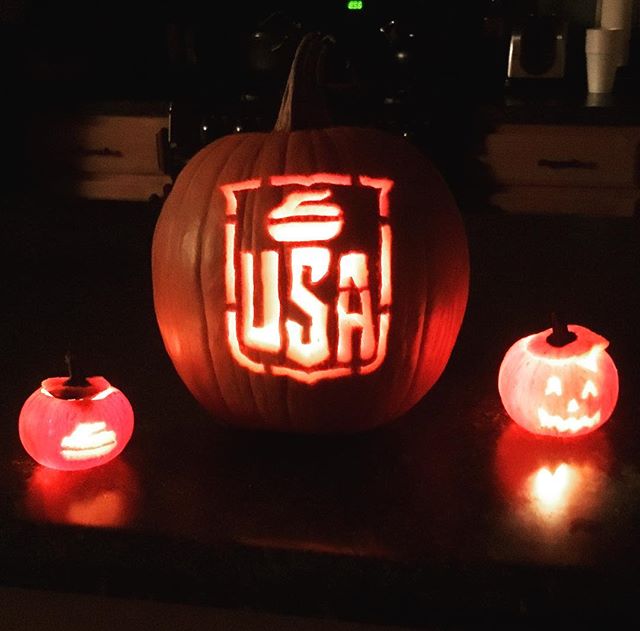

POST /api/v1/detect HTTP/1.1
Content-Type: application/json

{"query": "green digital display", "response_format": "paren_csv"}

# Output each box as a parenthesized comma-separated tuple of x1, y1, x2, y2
(347, 0, 363, 9)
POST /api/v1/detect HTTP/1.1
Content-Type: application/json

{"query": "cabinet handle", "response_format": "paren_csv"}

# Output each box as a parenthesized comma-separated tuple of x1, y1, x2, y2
(538, 158, 598, 170)
(78, 147, 124, 158)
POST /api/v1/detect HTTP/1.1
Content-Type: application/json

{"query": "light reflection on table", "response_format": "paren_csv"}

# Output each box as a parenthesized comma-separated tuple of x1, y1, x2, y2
(492, 423, 613, 563)
(23, 458, 140, 528)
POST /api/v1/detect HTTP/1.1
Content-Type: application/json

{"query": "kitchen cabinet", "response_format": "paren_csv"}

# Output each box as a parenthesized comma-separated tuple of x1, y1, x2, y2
(484, 123, 640, 216)
(29, 110, 171, 202)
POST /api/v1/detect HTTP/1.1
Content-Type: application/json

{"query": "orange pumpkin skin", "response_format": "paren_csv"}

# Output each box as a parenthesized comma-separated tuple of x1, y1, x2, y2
(498, 325, 619, 438)
(152, 125, 469, 433)
(19, 377, 134, 470)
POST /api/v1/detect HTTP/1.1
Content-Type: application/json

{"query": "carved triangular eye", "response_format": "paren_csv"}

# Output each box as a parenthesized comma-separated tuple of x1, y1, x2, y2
(581, 379, 598, 399)
(545, 376, 563, 396)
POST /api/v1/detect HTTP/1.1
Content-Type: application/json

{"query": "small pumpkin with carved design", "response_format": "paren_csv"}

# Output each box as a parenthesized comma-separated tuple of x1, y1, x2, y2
(19, 368, 134, 471)
(498, 319, 619, 437)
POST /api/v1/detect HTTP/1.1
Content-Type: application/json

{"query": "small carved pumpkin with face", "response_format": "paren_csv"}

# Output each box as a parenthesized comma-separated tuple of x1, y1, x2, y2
(498, 324, 618, 437)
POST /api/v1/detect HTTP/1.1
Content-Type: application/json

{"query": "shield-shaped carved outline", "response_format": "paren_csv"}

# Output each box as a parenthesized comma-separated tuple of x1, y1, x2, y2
(220, 174, 393, 384)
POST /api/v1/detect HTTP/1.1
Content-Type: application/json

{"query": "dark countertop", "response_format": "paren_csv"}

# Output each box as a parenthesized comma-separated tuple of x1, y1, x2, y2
(1, 193, 639, 628)
(463, 69, 638, 127)
(493, 88, 640, 126)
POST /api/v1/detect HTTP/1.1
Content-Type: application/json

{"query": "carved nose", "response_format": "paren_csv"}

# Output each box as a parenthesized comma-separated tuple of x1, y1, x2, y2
(567, 399, 580, 414)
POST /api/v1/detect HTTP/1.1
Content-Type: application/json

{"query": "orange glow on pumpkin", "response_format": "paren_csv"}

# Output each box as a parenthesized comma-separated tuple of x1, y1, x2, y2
(498, 324, 618, 437)
(267, 189, 344, 242)
(60, 421, 118, 461)
(151, 32, 471, 432)
(240, 250, 281, 353)
(223, 173, 393, 384)
(19, 376, 134, 471)
(286, 247, 331, 366)
(337, 252, 375, 363)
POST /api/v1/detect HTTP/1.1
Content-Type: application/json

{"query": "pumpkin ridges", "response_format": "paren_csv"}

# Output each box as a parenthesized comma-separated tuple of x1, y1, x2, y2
(365, 127, 430, 418)
(296, 128, 349, 428)
(276, 128, 430, 430)
(408, 242, 468, 409)
(402, 160, 469, 415)
(280, 129, 356, 431)
(320, 127, 393, 422)
(191, 141, 249, 409)
(152, 139, 222, 352)
(280, 132, 307, 429)
(312, 128, 468, 424)
(206, 133, 280, 424)
(244, 131, 294, 429)
(152, 28, 469, 432)
(198, 135, 260, 421)
(281, 129, 329, 429)
(154, 134, 248, 420)
(153, 122, 469, 432)
(208, 130, 331, 430)
(265, 156, 293, 425)
(393, 231, 430, 420)
(277, 129, 341, 429)
(390, 237, 430, 419)
(275, 129, 361, 430)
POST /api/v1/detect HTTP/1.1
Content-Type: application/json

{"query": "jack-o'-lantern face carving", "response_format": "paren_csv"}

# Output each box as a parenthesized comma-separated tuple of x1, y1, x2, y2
(538, 371, 603, 433)
(498, 324, 619, 437)
(222, 174, 392, 384)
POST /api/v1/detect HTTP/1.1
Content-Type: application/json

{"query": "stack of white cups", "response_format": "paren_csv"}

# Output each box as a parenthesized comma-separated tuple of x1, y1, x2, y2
(585, 0, 633, 93)
(600, 0, 634, 64)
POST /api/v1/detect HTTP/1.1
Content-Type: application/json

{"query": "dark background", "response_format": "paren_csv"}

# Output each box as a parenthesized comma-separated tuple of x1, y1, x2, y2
(3, 0, 630, 210)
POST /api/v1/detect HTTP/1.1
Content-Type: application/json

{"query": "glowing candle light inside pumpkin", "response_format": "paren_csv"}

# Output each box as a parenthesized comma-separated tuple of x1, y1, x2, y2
(222, 174, 393, 385)
(19, 354, 134, 471)
(498, 316, 619, 437)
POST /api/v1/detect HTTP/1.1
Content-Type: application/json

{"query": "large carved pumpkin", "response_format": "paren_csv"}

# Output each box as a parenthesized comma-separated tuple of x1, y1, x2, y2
(152, 34, 469, 432)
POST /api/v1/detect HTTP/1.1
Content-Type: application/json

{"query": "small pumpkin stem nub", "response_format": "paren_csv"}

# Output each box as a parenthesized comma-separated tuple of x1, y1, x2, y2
(63, 350, 90, 387)
(546, 312, 578, 347)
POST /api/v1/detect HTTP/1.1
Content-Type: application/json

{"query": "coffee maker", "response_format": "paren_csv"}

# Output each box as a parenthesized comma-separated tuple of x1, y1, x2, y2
(507, 13, 568, 79)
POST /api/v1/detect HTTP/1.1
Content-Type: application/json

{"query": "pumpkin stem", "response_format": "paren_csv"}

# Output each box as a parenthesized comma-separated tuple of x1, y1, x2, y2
(546, 312, 577, 347)
(63, 350, 91, 387)
(274, 32, 334, 132)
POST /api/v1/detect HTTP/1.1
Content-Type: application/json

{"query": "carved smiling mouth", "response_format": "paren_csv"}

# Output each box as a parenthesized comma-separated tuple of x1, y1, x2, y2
(60, 421, 118, 461)
(538, 408, 601, 433)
